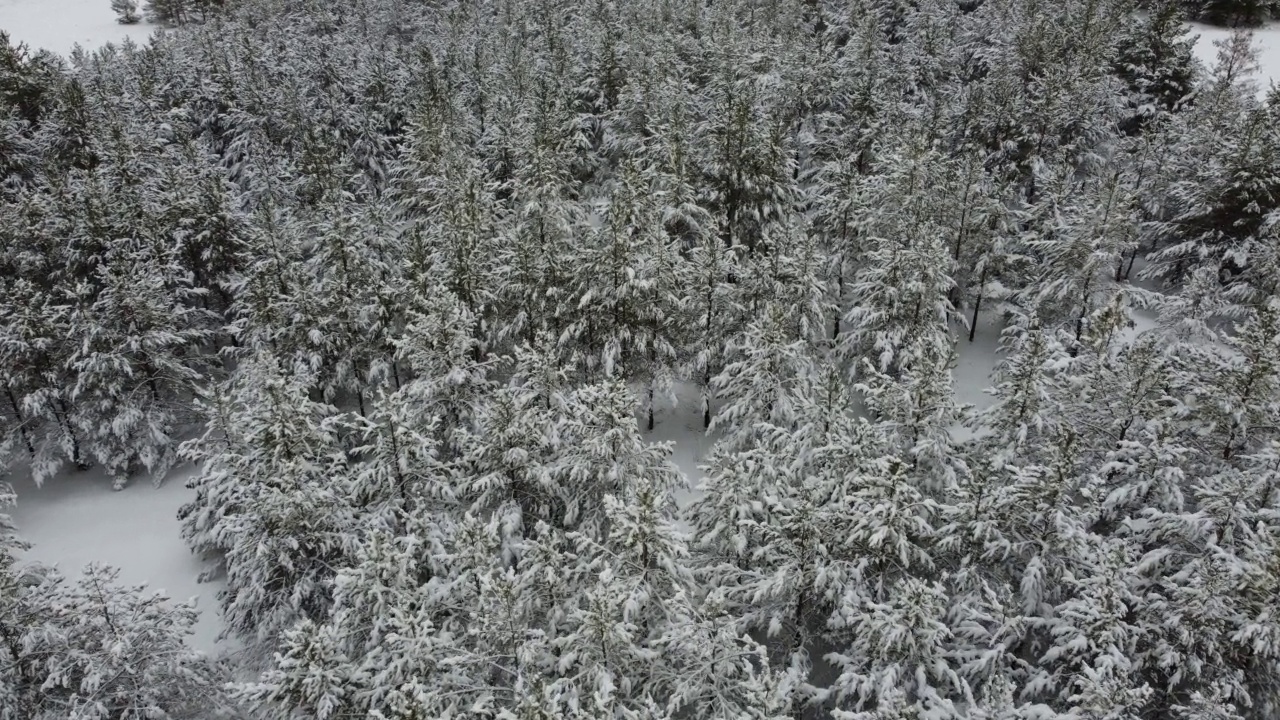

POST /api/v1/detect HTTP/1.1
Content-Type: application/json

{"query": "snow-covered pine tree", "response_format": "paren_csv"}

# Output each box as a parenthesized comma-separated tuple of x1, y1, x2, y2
(630, 70, 736, 429)
(509, 367, 797, 716)
(1125, 443, 1280, 719)
(810, 149, 877, 343)
(739, 217, 832, 351)
(1112, 2, 1197, 134)
(1151, 100, 1280, 288)
(838, 201, 959, 379)
(40, 76, 97, 174)
(65, 238, 215, 487)
(334, 385, 452, 523)
(517, 480, 692, 715)
(1027, 165, 1141, 349)
(553, 379, 686, 540)
(1214, 445, 1280, 719)
(391, 282, 492, 463)
(111, 0, 141, 24)
(145, 0, 189, 25)
(931, 454, 1042, 712)
(1041, 539, 1153, 717)
(808, 0, 904, 207)
(224, 200, 312, 360)
(563, 158, 687, 407)
(0, 481, 34, 716)
(684, 190, 740, 429)
(459, 338, 567, 555)
(692, 379, 952, 714)
(490, 36, 590, 352)
(0, 33, 63, 131)
(1139, 264, 1237, 346)
(708, 302, 818, 454)
(826, 576, 965, 719)
(1176, 298, 1280, 465)
(179, 352, 358, 652)
(818, 450, 955, 716)
(659, 594, 799, 719)
(11, 564, 235, 720)
(299, 194, 400, 415)
(1069, 330, 1193, 529)
(983, 450, 1104, 708)
(973, 317, 1075, 466)
(411, 156, 501, 351)
(149, 138, 248, 322)
(238, 510, 465, 719)
(1190, 0, 1280, 27)
(928, 147, 1012, 337)
(0, 276, 83, 482)
(392, 71, 500, 357)
(694, 12, 797, 261)
(689, 426, 843, 712)
(856, 340, 966, 493)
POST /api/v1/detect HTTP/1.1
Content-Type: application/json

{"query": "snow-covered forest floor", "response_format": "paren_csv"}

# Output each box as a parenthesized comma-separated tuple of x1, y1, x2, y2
(0, 0, 156, 56)
(6, 466, 226, 653)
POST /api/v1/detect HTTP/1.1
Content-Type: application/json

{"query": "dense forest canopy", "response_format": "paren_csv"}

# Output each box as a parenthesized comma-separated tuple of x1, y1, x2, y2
(4, 0, 1280, 717)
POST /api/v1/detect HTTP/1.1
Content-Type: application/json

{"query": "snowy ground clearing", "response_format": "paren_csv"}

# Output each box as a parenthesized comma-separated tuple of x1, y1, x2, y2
(0, 0, 156, 56)
(7, 466, 227, 655)
(1189, 20, 1280, 92)
(641, 381, 723, 506)
(953, 312, 1005, 411)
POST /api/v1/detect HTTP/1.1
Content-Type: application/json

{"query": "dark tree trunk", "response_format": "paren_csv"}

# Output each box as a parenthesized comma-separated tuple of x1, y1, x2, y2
(968, 265, 988, 343)
(647, 382, 655, 432)
(55, 399, 88, 470)
(6, 388, 34, 455)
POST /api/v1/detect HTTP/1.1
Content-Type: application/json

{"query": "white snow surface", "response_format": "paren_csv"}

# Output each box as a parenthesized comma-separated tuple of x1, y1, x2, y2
(7, 467, 227, 655)
(0, 0, 156, 56)
(1189, 20, 1280, 93)
(953, 313, 1004, 412)
(641, 381, 721, 508)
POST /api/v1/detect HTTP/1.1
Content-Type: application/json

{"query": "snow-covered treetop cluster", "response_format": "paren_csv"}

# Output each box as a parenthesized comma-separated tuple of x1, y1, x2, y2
(3, 0, 1280, 717)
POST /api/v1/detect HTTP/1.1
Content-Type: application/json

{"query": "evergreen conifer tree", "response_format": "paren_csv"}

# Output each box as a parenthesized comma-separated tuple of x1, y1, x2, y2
(111, 0, 141, 24)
